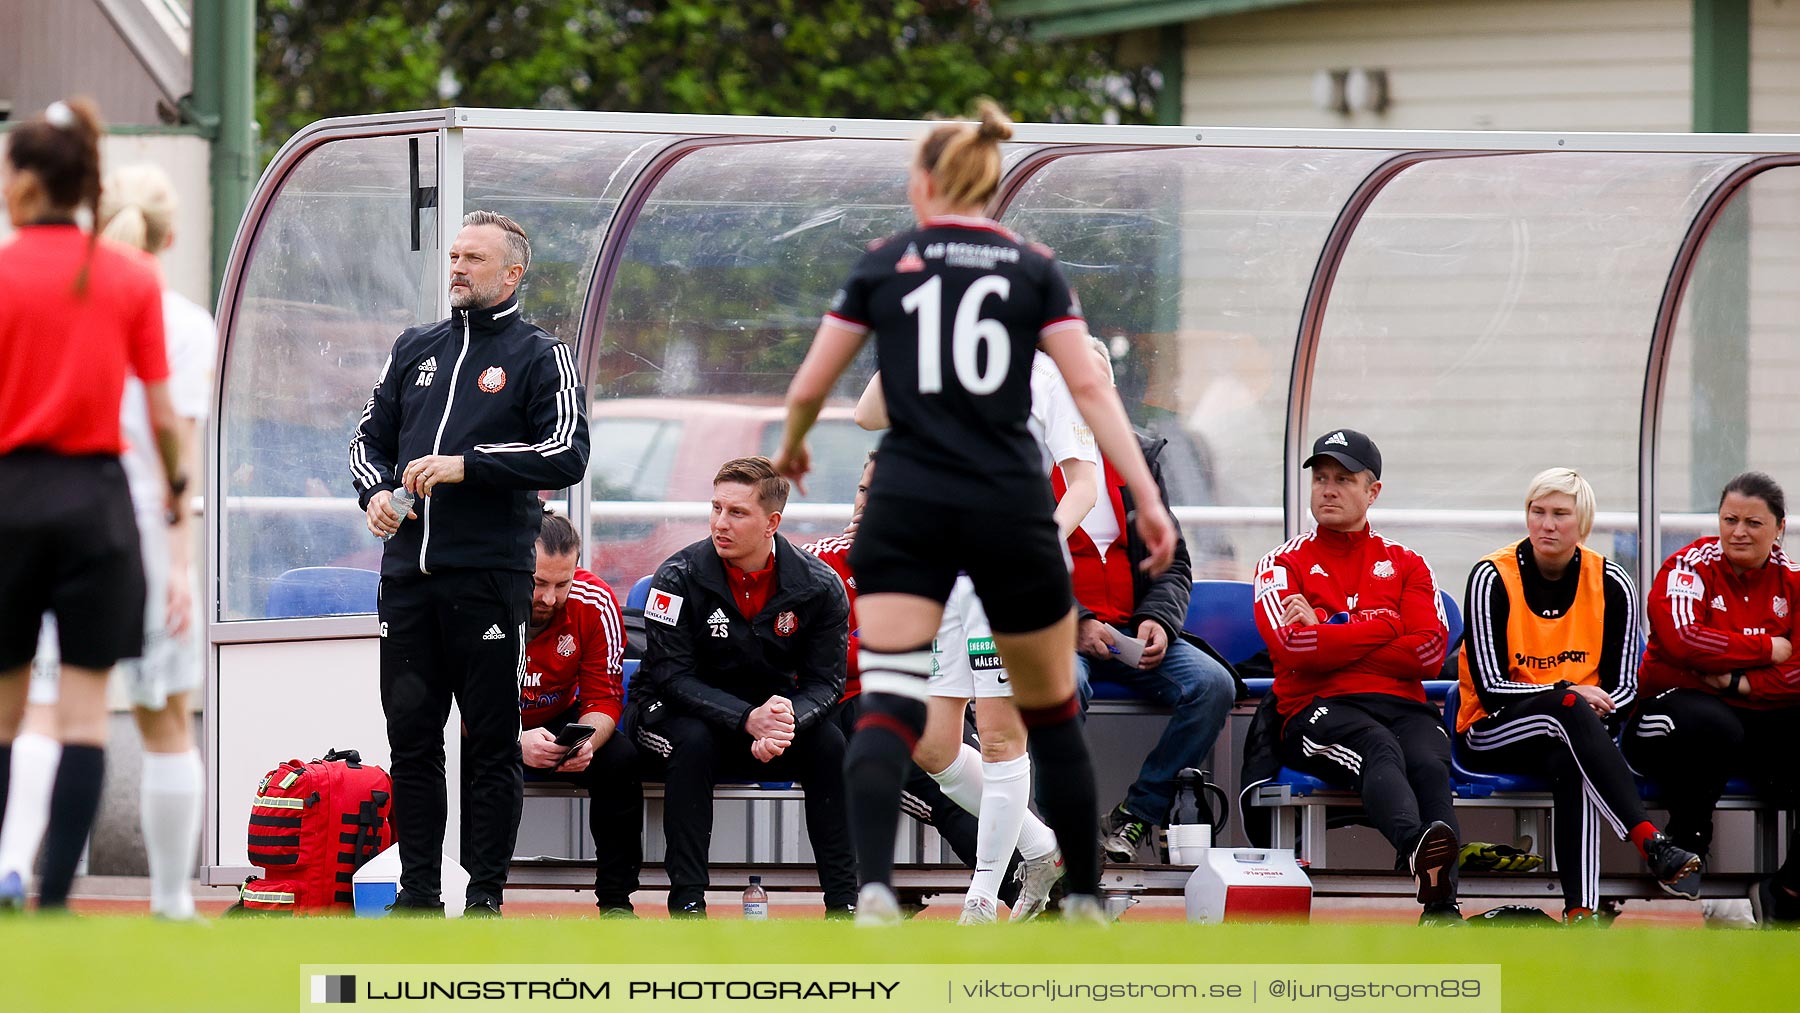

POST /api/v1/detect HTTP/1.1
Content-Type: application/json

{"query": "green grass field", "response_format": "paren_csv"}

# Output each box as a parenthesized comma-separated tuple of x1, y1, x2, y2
(2, 915, 1793, 1011)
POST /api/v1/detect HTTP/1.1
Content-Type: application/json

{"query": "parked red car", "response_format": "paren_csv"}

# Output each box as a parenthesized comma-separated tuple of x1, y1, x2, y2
(584, 397, 876, 590)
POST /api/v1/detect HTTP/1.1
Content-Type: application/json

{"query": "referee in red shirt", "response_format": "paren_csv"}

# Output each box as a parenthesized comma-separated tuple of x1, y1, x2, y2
(0, 99, 185, 911)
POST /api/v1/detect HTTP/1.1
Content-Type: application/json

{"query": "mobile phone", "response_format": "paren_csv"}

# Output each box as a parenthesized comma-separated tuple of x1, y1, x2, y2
(552, 723, 595, 751)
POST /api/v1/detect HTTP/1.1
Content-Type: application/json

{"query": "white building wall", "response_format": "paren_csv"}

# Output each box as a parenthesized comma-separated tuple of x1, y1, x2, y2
(1165, 0, 1800, 582)
(1181, 0, 1692, 132)
(1751, 0, 1800, 133)
(0, 133, 213, 310)
(3, 0, 168, 127)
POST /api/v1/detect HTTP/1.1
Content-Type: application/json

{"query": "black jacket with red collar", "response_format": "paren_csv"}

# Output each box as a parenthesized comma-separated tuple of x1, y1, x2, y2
(632, 534, 849, 735)
(349, 293, 588, 577)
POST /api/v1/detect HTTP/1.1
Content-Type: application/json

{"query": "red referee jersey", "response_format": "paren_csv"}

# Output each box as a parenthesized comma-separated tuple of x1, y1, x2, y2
(1253, 525, 1449, 723)
(1641, 536, 1800, 708)
(0, 227, 168, 456)
(802, 533, 860, 701)
(519, 568, 626, 729)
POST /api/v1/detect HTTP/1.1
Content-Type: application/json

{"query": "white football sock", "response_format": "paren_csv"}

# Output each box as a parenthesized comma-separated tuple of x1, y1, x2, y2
(927, 743, 985, 818)
(968, 755, 1038, 904)
(140, 749, 202, 918)
(0, 733, 61, 884)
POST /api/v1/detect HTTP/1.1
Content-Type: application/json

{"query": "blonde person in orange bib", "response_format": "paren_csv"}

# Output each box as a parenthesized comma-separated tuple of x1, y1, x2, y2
(1455, 467, 1698, 922)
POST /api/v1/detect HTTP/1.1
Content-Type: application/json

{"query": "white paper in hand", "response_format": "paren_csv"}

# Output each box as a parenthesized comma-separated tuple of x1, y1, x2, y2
(1112, 633, 1147, 669)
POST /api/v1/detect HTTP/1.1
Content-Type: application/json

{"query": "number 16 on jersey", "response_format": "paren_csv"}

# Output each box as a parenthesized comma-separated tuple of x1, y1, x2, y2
(901, 274, 1012, 396)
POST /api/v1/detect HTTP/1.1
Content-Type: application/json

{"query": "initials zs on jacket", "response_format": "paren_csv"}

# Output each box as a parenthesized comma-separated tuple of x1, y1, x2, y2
(349, 294, 589, 577)
(1253, 525, 1449, 723)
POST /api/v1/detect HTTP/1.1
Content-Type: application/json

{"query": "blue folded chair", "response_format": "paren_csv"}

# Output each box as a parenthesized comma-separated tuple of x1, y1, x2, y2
(1439, 589, 1464, 653)
(265, 566, 380, 618)
(1091, 579, 1263, 703)
(1443, 682, 1540, 797)
(626, 575, 653, 611)
(1185, 580, 1266, 664)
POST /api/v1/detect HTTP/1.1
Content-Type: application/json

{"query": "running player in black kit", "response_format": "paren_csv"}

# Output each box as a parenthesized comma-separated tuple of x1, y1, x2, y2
(773, 101, 1176, 925)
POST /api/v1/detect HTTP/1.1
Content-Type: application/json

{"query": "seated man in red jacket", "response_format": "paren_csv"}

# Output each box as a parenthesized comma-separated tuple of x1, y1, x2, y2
(475, 511, 640, 916)
(1252, 429, 1460, 926)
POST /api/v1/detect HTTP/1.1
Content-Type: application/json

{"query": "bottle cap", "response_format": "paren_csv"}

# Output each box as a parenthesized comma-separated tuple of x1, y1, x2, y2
(749, 875, 762, 884)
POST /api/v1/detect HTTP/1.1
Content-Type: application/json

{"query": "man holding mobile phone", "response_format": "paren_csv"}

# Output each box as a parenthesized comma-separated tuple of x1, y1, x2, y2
(474, 512, 640, 916)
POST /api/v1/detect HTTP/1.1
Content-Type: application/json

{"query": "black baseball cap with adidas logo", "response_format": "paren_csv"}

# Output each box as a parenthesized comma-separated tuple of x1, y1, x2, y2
(1303, 429, 1382, 480)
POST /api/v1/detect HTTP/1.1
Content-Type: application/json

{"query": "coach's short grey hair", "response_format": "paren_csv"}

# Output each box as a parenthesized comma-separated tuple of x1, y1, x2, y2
(462, 210, 532, 275)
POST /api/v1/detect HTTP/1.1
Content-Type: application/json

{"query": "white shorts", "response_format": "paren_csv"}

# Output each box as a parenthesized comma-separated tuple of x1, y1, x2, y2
(928, 577, 1012, 699)
(29, 509, 200, 710)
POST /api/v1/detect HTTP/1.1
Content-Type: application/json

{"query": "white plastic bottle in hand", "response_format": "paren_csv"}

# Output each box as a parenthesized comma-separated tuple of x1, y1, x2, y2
(742, 876, 768, 920)
(379, 488, 416, 542)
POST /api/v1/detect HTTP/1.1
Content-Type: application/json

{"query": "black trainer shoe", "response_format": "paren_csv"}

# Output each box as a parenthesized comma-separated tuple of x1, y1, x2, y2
(1101, 804, 1150, 864)
(462, 899, 502, 918)
(670, 900, 707, 920)
(1409, 821, 1459, 906)
(596, 907, 638, 920)
(1643, 833, 1702, 899)
(385, 891, 444, 917)
(1750, 876, 1800, 928)
(1417, 902, 1466, 927)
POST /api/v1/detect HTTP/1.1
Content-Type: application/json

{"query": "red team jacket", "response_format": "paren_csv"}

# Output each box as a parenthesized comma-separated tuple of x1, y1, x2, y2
(519, 568, 627, 729)
(1640, 536, 1800, 708)
(1253, 526, 1448, 723)
(802, 533, 860, 702)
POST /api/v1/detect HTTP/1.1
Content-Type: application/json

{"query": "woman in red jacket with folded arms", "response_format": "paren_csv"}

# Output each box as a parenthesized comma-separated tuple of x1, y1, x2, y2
(1626, 471, 1800, 926)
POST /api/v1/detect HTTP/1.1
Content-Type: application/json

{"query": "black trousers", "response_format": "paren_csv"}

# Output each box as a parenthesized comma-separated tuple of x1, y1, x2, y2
(1462, 689, 1649, 912)
(634, 710, 858, 911)
(379, 568, 529, 907)
(464, 718, 644, 910)
(1624, 688, 1800, 860)
(1280, 693, 1459, 879)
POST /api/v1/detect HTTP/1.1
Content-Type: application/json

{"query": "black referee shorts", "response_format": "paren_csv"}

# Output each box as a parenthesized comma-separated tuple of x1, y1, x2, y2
(849, 489, 1072, 634)
(0, 453, 146, 671)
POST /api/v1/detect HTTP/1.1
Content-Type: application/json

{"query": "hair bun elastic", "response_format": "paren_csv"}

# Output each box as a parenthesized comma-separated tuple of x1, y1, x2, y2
(44, 101, 75, 129)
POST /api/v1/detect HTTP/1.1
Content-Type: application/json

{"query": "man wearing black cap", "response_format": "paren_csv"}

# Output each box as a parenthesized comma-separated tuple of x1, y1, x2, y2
(1250, 429, 1462, 926)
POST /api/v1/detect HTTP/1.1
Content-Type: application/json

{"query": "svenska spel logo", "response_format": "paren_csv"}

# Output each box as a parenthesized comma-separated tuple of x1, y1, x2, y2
(311, 974, 356, 1004)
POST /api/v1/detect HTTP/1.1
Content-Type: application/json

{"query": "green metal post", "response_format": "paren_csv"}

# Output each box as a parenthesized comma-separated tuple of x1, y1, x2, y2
(187, 0, 256, 305)
(1694, 0, 1750, 134)
(1155, 23, 1184, 126)
(1687, 0, 1750, 510)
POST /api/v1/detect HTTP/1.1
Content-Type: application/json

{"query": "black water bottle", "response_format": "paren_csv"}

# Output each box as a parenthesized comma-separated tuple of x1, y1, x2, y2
(1167, 768, 1213, 864)
(1171, 768, 1207, 827)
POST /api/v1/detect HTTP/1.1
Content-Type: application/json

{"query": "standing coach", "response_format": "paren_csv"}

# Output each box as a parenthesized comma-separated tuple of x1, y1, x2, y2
(349, 210, 589, 916)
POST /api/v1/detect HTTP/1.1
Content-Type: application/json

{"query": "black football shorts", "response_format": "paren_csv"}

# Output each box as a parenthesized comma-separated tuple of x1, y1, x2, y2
(0, 453, 147, 671)
(849, 489, 1072, 634)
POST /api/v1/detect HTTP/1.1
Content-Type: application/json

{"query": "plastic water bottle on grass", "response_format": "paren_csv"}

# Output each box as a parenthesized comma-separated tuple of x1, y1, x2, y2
(742, 876, 768, 920)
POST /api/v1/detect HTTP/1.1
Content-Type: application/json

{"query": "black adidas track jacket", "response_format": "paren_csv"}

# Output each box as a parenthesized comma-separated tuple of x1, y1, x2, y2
(349, 293, 589, 577)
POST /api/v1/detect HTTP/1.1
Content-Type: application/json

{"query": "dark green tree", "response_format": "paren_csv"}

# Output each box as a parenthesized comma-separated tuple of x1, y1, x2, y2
(260, 1, 1157, 158)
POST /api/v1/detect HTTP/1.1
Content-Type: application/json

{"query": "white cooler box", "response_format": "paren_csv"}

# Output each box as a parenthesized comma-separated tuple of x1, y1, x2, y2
(1183, 847, 1312, 923)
